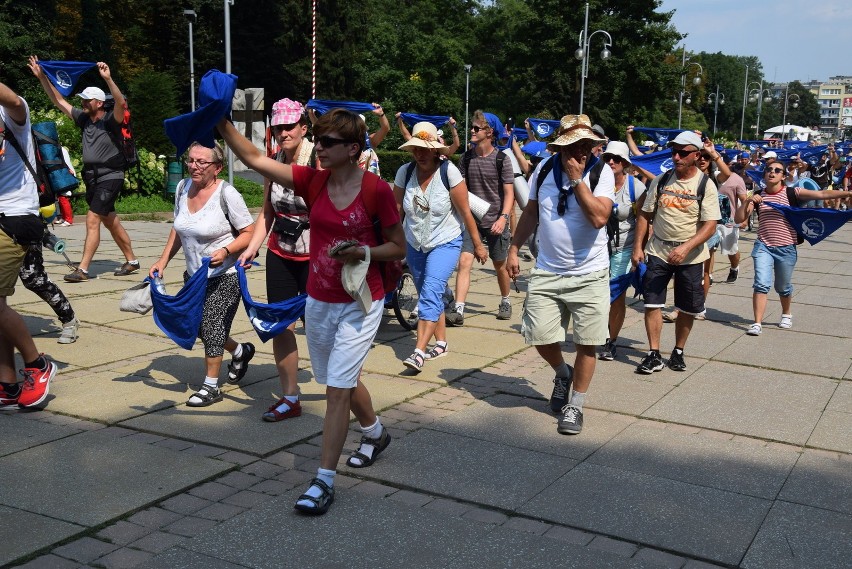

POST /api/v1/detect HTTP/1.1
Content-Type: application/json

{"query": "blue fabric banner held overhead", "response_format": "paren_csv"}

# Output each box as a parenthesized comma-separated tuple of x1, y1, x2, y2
(398, 113, 450, 128)
(37, 60, 96, 96)
(164, 69, 238, 156)
(306, 99, 376, 115)
(630, 148, 675, 176)
(632, 127, 684, 146)
(526, 118, 560, 139)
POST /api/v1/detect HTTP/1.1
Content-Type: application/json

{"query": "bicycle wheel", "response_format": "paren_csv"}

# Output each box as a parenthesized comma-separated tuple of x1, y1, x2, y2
(393, 271, 419, 331)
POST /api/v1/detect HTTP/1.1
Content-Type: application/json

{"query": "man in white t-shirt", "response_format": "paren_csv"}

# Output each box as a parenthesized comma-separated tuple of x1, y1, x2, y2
(0, 81, 57, 409)
(507, 115, 613, 435)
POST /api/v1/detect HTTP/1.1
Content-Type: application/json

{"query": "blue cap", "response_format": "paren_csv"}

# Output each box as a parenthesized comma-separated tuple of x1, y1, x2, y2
(740, 152, 750, 158)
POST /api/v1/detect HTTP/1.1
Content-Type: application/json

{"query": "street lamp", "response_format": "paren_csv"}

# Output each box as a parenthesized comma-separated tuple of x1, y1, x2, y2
(464, 64, 471, 149)
(747, 81, 773, 138)
(224, 0, 235, 185)
(706, 85, 726, 137)
(677, 46, 703, 129)
(183, 10, 197, 112)
(575, 2, 612, 115)
(781, 85, 800, 141)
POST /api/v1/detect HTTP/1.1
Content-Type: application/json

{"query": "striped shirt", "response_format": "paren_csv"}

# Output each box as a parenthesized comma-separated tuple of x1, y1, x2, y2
(757, 188, 799, 247)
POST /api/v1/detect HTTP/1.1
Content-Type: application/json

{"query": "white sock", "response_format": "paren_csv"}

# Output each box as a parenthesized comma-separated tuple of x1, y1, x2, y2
(731, 267, 739, 272)
(349, 419, 384, 467)
(569, 390, 586, 410)
(414, 348, 426, 358)
(203, 376, 218, 389)
(435, 341, 447, 349)
(454, 302, 465, 314)
(231, 343, 243, 359)
(128, 259, 139, 266)
(553, 362, 571, 379)
(296, 468, 335, 507)
(275, 395, 299, 413)
(501, 295, 511, 303)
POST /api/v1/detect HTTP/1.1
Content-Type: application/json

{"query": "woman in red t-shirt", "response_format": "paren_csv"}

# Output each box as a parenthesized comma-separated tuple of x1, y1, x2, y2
(221, 110, 405, 516)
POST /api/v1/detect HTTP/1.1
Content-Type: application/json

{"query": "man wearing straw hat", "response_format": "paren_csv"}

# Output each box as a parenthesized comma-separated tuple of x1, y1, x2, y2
(507, 114, 614, 435)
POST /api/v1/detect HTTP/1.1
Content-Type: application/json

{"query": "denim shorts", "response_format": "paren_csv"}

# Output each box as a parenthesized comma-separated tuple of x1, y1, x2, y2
(751, 241, 796, 296)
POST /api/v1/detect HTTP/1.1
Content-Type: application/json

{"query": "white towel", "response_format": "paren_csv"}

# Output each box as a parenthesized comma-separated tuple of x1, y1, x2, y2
(342, 246, 372, 314)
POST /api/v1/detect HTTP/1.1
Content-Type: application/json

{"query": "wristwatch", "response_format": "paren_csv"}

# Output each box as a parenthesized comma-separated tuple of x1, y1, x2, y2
(501, 213, 510, 221)
(570, 178, 583, 188)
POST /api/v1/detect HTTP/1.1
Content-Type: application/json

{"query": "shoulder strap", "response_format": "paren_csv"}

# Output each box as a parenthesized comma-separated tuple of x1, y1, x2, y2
(219, 183, 239, 236)
(440, 159, 450, 190)
(696, 173, 709, 211)
(628, 175, 635, 203)
(588, 157, 605, 191)
(461, 149, 473, 179)
(2, 121, 41, 185)
(652, 169, 676, 220)
(403, 162, 417, 187)
(305, 168, 332, 209)
(785, 185, 799, 206)
(496, 150, 505, 190)
(535, 154, 558, 192)
(360, 171, 383, 219)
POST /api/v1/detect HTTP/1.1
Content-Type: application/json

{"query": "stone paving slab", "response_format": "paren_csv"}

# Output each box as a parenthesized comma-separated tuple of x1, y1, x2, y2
(793, 286, 852, 310)
(428, 394, 635, 461)
(714, 328, 852, 378)
(0, 430, 231, 527)
(619, 318, 742, 362)
(643, 361, 836, 444)
(1, 413, 87, 458)
(139, 489, 494, 569)
(519, 462, 771, 566)
(772, 304, 852, 337)
(589, 423, 800, 499)
(364, 340, 493, 384)
(421, 326, 526, 360)
(778, 451, 852, 515)
(740, 501, 852, 569)
(807, 410, 852, 454)
(0, 506, 84, 567)
(348, 428, 575, 510)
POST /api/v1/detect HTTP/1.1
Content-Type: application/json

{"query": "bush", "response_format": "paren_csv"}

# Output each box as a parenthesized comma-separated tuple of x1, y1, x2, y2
(124, 149, 167, 196)
(127, 70, 179, 156)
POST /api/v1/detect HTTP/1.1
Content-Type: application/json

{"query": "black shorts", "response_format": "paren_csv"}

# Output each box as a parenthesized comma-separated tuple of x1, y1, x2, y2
(84, 172, 124, 216)
(642, 255, 705, 314)
(461, 224, 511, 262)
(266, 250, 309, 303)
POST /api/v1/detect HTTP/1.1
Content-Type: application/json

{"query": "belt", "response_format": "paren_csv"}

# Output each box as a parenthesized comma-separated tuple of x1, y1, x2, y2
(653, 235, 686, 247)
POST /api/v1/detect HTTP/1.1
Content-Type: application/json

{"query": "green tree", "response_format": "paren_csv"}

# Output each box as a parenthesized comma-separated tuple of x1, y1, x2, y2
(771, 80, 820, 131)
(127, 70, 179, 155)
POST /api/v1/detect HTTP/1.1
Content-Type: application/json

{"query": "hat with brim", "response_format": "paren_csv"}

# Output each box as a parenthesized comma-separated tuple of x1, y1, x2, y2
(668, 131, 703, 150)
(547, 114, 607, 150)
(399, 122, 450, 154)
(271, 98, 304, 126)
(76, 86, 106, 102)
(601, 141, 631, 165)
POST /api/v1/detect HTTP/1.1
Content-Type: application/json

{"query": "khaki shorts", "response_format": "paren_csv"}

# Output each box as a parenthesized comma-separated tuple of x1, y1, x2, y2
(0, 229, 27, 297)
(521, 267, 609, 346)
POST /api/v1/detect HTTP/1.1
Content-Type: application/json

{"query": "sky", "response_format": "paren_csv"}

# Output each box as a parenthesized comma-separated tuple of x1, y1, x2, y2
(658, 0, 850, 84)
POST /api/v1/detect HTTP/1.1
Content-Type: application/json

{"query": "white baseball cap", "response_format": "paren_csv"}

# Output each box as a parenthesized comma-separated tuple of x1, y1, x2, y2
(762, 151, 777, 160)
(669, 131, 703, 150)
(76, 87, 106, 102)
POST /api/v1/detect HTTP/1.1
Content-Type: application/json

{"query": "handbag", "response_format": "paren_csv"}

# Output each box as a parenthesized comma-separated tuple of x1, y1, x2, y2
(120, 280, 153, 314)
(0, 214, 45, 246)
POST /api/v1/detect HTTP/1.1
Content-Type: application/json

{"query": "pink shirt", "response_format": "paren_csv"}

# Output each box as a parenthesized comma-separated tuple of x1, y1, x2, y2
(291, 165, 400, 303)
(757, 187, 799, 247)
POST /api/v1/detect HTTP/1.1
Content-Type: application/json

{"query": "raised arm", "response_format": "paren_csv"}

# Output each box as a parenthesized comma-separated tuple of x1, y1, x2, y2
(368, 103, 390, 148)
(217, 117, 294, 187)
(446, 117, 460, 156)
(395, 112, 412, 141)
(524, 119, 538, 142)
(704, 138, 731, 183)
(27, 55, 73, 119)
(625, 125, 643, 157)
(97, 62, 125, 125)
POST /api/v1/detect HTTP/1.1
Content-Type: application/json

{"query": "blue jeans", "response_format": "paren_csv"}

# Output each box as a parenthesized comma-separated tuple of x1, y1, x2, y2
(751, 241, 796, 296)
(407, 236, 462, 322)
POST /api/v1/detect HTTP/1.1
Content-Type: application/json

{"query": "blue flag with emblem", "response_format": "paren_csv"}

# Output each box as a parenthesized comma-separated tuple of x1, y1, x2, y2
(150, 258, 212, 350)
(632, 127, 684, 146)
(37, 60, 97, 97)
(237, 265, 307, 343)
(630, 148, 675, 176)
(398, 113, 450, 128)
(526, 118, 560, 139)
(763, 202, 852, 245)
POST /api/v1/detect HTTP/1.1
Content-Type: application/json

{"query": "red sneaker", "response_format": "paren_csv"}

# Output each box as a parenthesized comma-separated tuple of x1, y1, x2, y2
(0, 384, 20, 410)
(18, 358, 56, 408)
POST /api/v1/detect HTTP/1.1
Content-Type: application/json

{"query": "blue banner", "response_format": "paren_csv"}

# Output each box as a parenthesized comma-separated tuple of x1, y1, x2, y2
(633, 127, 684, 146)
(398, 113, 450, 128)
(527, 118, 560, 139)
(610, 263, 646, 304)
(38, 60, 97, 97)
(521, 141, 549, 158)
(151, 258, 212, 350)
(763, 202, 852, 245)
(306, 99, 376, 115)
(512, 127, 528, 141)
(237, 265, 306, 342)
(164, 69, 238, 156)
(630, 148, 675, 176)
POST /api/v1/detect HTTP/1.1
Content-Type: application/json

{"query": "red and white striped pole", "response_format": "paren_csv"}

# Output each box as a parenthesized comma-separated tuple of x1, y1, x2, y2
(311, 0, 317, 99)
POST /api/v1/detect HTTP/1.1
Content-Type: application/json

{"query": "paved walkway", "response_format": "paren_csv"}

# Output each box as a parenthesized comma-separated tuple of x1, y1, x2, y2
(3, 218, 850, 569)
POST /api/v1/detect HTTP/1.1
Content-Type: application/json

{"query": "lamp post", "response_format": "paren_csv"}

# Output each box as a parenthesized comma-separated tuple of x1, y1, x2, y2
(677, 46, 703, 129)
(224, 0, 235, 185)
(706, 85, 726, 137)
(781, 85, 800, 141)
(574, 2, 612, 115)
(739, 65, 749, 140)
(183, 10, 197, 112)
(747, 80, 773, 138)
(464, 64, 471, 150)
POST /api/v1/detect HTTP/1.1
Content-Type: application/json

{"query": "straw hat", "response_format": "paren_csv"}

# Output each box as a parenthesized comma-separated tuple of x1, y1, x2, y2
(548, 114, 607, 149)
(398, 122, 450, 154)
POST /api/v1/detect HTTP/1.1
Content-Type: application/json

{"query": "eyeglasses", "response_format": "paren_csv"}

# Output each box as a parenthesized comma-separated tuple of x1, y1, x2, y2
(671, 148, 698, 157)
(316, 135, 351, 148)
(272, 123, 299, 133)
(765, 167, 785, 174)
(185, 159, 217, 169)
(470, 125, 487, 133)
(413, 193, 430, 212)
(557, 188, 573, 216)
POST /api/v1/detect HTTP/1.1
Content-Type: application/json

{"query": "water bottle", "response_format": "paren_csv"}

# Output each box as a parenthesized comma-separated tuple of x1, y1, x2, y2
(152, 272, 166, 295)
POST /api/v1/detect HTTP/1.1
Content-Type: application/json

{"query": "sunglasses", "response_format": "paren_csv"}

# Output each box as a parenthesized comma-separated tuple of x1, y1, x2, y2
(557, 188, 573, 216)
(316, 135, 351, 148)
(470, 125, 488, 133)
(413, 193, 430, 212)
(604, 155, 624, 164)
(765, 167, 785, 174)
(671, 148, 699, 157)
(698, 154, 712, 160)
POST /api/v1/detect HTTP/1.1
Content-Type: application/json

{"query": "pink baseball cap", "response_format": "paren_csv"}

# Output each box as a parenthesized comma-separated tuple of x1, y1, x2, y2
(271, 98, 304, 126)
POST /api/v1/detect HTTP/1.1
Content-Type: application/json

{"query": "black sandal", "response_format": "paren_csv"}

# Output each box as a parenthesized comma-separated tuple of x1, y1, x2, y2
(186, 385, 222, 407)
(293, 478, 335, 515)
(346, 428, 392, 468)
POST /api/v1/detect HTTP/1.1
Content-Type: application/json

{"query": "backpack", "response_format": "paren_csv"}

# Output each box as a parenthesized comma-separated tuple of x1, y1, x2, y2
(110, 107, 139, 168)
(650, 169, 710, 222)
(403, 159, 450, 190)
(2, 120, 57, 209)
(306, 170, 403, 294)
(606, 175, 636, 254)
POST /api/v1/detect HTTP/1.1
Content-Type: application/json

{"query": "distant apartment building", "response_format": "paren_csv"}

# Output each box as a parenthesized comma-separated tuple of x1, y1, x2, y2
(806, 76, 852, 138)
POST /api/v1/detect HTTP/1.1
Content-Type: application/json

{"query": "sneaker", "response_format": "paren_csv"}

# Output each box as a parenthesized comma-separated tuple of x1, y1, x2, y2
(187, 384, 222, 407)
(18, 358, 56, 408)
(497, 299, 512, 320)
(725, 268, 739, 283)
(57, 220, 73, 227)
(64, 268, 89, 283)
(0, 384, 21, 410)
(549, 368, 573, 414)
(662, 310, 678, 323)
(114, 261, 140, 276)
(779, 314, 793, 329)
(557, 404, 584, 435)
(226, 342, 256, 384)
(708, 274, 714, 286)
(746, 323, 762, 336)
(446, 309, 464, 327)
(695, 311, 706, 321)
(598, 339, 617, 361)
(667, 350, 687, 372)
(262, 398, 302, 422)
(403, 351, 424, 372)
(636, 351, 665, 374)
(58, 318, 79, 344)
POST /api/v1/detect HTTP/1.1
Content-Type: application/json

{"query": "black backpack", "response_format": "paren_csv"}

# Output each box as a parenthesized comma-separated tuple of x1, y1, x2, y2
(1, 121, 56, 208)
(404, 159, 451, 190)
